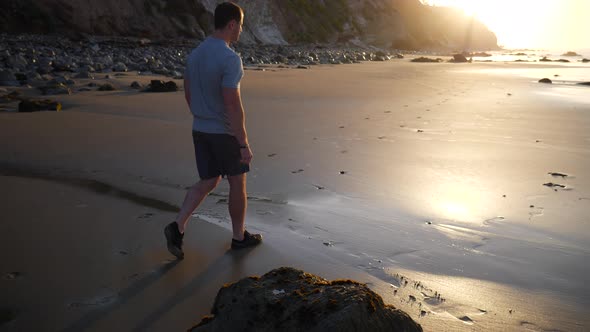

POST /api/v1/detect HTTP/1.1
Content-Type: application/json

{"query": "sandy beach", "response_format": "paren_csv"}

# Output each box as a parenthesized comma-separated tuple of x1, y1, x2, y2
(1, 58, 589, 331)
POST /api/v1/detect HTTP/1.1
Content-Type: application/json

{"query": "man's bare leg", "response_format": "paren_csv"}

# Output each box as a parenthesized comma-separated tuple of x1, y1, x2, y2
(227, 173, 247, 241)
(174, 176, 221, 233)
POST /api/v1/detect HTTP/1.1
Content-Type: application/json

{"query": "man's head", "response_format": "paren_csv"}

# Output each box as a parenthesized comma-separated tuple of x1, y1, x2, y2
(214, 2, 243, 42)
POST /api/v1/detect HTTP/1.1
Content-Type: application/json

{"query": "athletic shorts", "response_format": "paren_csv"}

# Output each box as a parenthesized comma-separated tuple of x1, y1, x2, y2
(192, 131, 249, 179)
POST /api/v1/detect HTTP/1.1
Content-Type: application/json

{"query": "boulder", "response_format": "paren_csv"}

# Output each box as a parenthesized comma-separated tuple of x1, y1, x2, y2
(18, 99, 62, 112)
(582, 58, 590, 63)
(113, 62, 128, 72)
(562, 51, 580, 56)
(411, 57, 442, 63)
(190, 267, 422, 332)
(144, 80, 178, 92)
(39, 83, 71, 95)
(539, 78, 552, 84)
(0, 70, 18, 86)
(98, 83, 116, 91)
(450, 54, 469, 63)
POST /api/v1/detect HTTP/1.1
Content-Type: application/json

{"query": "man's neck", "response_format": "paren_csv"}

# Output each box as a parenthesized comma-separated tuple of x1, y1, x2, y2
(212, 31, 231, 46)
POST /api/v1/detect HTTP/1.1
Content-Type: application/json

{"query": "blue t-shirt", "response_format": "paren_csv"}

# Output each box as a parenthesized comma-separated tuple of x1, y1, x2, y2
(185, 37, 244, 134)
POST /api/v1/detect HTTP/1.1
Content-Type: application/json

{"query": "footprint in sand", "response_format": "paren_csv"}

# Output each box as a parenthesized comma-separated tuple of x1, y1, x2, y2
(0, 308, 18, 325)
(384, 111, 392, 113)
(291, 169, 304, 174)
(267, 153, 277, 157)
(137, 212, 154, 220)
(458, 316, 474, 325)
(528, 207, 544, 221)
(339, 126, 345, 129)
(377, 136, 386, 140)
(548, 172, 568, 178)
(312, 184, 325, 190)
(3, 272, 22, 280)
(69, 294, 118, 308)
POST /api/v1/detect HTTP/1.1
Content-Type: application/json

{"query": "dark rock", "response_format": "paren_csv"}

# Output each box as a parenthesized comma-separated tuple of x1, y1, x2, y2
(582, 58, 590, 63)
(577, 82, 590, 86)
(39, 83, 71, 95)
(75, 71, 95, 79)
(450, 54, 469, 63)
(0, 70, 18, 86)
(562, 51, 580, 56)
(296, 65, 309, 69)
(144, 80, 178, 92)
(130, 81, 142, 89)
(556, 59, 570, 63)
(113, 62, 128, 72)
(539, 57, 552, 62)
(394, 53, 404, 59)
(539, 78, 552, 84)
(0, 308, 17, 325)
(190, 267, 422, 332)
(411, 57, 442, 63)
(98, 83, 116, 91)
(18, 99, 62, 112)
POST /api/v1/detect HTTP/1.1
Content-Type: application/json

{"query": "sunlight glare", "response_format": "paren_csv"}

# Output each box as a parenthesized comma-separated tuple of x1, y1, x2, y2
(421, 0, 589, 49)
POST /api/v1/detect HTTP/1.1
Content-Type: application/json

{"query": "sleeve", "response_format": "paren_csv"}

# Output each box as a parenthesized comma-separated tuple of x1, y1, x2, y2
(221, 54, 244, 89)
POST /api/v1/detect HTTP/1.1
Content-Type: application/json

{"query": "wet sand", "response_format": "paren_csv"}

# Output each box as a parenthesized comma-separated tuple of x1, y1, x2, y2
(1, 59, 589, 331)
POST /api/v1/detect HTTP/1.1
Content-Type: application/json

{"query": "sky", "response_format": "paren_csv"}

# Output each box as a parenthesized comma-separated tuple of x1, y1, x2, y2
(420, 0, 590, 50)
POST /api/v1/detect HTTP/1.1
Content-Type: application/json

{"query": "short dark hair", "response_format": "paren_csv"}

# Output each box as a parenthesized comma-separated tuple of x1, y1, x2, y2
(214, 2, 243, 30)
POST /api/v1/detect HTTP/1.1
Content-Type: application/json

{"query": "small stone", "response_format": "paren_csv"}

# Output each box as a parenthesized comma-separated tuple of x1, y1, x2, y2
(98, 83, 116, 91)
(130, 81, 142, 89)
(538, 78, 552, 84)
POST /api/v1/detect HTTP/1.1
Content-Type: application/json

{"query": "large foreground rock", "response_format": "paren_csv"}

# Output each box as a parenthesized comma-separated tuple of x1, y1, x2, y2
(190, 267, 422, 332)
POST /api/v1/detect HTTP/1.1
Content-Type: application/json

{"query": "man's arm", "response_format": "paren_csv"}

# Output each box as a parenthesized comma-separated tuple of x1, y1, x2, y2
(223, 87, 252, 164)
(184, 77, 191, 107)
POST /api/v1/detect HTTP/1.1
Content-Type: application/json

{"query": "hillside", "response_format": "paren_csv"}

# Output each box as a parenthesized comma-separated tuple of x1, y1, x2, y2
(0, 0, 498, 50)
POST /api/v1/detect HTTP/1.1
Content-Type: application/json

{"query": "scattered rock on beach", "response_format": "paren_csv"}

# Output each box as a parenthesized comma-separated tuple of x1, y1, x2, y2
(98, 83, 116, 91)
(0, 308, 18, 325)
(577, 82, 590, 86)
(538, 78, 552, 84)
(38, 82, 71, 95)
(190, 267, 422, 332)
(562, 51, 580, 56)
(450, 54, 469, 63)
(539, 57, 552, 62)
(411, 57, 442, 63)
(144, 80, 178, 92)
(18, 99, 62, 112)
(548, 172, 568, 178)
(582, 58, 590, 63)
(130, 81, 142, 89)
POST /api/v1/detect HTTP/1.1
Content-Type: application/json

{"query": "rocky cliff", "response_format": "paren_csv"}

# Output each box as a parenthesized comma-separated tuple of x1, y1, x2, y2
(0, 0, 498, 50)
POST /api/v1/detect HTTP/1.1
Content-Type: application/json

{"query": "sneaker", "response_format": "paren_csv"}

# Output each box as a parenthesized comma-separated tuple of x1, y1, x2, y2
(231, 230, 262, 250)
(164, 222, 184, 259)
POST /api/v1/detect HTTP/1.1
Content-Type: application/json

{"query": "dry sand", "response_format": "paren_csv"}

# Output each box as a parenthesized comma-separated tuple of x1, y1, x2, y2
(1, 59, 589, 331)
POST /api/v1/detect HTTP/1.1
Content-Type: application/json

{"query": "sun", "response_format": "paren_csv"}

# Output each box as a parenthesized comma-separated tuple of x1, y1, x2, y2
(420, 0, 571, 49)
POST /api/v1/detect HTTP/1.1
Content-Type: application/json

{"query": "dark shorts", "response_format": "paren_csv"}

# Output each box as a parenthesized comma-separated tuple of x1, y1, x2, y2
(192, 131, 249, 179)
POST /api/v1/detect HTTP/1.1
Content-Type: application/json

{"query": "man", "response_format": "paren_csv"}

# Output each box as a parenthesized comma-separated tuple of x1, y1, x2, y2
(164, 2, 262, 259)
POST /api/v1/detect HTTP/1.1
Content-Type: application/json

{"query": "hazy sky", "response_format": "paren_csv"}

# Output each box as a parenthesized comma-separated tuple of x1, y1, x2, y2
(421, 0, 590, 50)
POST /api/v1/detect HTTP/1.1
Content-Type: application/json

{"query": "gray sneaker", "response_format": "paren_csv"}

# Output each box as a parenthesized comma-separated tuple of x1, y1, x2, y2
(164, 222, 184, 259)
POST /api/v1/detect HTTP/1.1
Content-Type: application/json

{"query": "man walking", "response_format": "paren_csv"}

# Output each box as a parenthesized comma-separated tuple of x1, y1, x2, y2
(165, 2, 262, 259)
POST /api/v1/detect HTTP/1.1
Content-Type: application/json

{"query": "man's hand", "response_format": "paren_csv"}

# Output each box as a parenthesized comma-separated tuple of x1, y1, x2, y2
(240, 146, 253, 165)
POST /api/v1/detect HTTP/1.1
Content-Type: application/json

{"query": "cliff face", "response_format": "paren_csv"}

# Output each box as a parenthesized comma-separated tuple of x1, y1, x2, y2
(0, 0, 498, 50)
